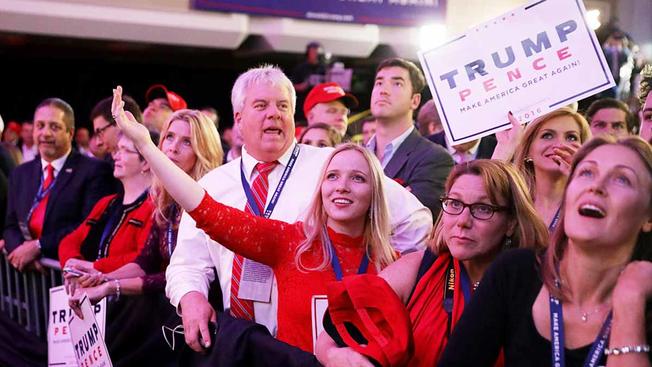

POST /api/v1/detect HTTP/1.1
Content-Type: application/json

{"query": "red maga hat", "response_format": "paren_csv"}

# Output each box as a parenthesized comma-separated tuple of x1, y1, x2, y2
(6, 121, 21, 135)
(303, 82, 358, 118)
(324, 274, 414, 367)
(145, 84, 187, 111)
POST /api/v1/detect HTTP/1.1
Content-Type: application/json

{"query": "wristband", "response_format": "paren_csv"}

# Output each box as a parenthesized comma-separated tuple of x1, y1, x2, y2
(114, 279, 121, 300)
(604, 344, 650, 356)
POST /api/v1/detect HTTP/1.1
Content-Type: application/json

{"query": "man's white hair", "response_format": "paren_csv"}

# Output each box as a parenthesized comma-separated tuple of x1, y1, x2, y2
(231, 64, 297, 115)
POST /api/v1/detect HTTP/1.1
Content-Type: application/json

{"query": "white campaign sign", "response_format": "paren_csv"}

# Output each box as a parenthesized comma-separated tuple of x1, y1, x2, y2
(48, 286, 107, 367)
(68, 295, 112, 367)
(311, 295, 328, 354)
(418, 0, 615, 145)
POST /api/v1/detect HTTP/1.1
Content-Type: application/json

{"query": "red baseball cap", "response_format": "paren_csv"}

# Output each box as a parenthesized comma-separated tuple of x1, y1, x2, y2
(303, 82, 358, 117)
(145, 84, 187, 111)
(6, 121, 21, 135)
(324, 274, 414, 367)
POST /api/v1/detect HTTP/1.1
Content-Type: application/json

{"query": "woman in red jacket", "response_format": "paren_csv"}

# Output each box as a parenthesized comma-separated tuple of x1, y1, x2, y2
(59, 132, 155, 290)
(67, 109, 223, 303)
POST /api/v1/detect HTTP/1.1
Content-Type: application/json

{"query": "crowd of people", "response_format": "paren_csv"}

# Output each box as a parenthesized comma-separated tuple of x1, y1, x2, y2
(0, 45, 651, 367)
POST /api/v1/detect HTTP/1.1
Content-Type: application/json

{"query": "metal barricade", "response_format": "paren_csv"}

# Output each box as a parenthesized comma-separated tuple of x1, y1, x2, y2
(0, 255, 63, 340)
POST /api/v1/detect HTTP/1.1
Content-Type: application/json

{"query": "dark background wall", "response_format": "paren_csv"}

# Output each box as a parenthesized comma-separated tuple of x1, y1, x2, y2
(0, 33, 388, 132)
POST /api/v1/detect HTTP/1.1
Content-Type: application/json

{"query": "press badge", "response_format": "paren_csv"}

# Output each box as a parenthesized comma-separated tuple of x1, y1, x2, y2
(238, 259, 274, 303)
(311, 295, 328, 353)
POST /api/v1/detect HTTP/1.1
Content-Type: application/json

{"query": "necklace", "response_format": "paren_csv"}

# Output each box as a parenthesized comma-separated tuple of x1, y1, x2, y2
(472, 281, 480, 291)
(579, 304, 607, 323)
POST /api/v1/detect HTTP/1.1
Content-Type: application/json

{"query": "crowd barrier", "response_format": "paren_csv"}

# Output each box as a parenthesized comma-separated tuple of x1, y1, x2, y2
(0, 254, 63, 340)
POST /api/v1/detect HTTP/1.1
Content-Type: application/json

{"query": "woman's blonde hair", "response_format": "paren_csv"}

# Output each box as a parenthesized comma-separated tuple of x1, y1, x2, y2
(542, 136, 652, 301)
(151, 109, 224, 225)
(429, 159, 548, 254)
(294, 143, 397, 272)
(513, 107, 591, 197)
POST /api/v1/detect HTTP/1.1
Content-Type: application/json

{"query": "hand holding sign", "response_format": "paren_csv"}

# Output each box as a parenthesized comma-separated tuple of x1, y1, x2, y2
(68, 295, 112, 367)
(492, 111, 525, 161)
(69, 283, 112, 319)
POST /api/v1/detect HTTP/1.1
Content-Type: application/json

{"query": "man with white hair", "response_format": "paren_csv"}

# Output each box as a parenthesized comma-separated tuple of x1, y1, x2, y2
(166, 65, 432, 352)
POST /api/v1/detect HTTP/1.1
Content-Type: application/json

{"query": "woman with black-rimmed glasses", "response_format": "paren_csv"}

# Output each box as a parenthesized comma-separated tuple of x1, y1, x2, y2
(317, 159, 549, 366)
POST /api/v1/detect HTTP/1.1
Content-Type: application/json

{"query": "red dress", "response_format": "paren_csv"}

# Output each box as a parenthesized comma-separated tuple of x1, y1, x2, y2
(189, 191, 375, 353)
(406, 250, 504, 367)
(405, 251, 467, 366)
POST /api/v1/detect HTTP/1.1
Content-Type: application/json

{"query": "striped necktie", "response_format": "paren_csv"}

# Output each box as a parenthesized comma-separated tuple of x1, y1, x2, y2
(230, 161, 278, 320)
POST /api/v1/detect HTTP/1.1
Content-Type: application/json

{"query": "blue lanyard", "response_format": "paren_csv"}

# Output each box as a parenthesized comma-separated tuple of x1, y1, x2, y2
(548, 207, 561, 232)
(549, 296, 612, 367)
(96, 198, 120, 260)
(239, 144, 300, 218)
(442, 258, 472, 337)
(322, 227, 369, 281)
(166, 205, 178, 258)
(26, 167, 59, 223)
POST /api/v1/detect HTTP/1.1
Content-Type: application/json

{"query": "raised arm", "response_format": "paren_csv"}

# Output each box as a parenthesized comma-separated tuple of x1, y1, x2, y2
(112, 86, 204, 212)
(186, 192, 292, 265)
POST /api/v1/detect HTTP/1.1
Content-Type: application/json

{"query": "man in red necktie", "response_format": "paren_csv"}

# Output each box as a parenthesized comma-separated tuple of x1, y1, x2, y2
(4, 98, 114, 271)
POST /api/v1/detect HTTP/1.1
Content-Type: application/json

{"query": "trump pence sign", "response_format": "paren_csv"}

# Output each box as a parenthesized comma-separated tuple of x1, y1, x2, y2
(419, 0, 614, 145)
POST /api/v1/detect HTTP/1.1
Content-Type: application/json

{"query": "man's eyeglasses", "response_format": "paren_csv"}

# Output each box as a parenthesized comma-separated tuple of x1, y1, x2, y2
(94, 122, 116, 137)
(440, 197, 508, 220)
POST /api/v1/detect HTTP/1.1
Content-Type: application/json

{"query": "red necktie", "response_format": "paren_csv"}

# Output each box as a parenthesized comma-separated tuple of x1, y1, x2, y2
(28, 164, 55, 239)
(230, 161, 278, 320)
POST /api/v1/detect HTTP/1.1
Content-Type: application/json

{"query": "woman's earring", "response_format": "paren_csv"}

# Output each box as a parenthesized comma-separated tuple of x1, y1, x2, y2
(503, 236, 512, 249)
(524, 157, 533, 164)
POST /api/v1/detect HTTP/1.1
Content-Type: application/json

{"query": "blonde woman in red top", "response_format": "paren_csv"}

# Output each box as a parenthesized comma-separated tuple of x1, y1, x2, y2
(111, 86, 397, 352)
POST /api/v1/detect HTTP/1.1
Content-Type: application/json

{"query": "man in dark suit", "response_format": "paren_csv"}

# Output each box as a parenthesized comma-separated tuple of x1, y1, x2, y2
(4, 98, 114, 270)
(367, 58, 453, 219)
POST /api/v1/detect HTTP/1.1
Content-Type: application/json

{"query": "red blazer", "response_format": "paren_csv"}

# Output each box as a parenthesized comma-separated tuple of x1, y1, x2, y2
(58, 193, 155, 273)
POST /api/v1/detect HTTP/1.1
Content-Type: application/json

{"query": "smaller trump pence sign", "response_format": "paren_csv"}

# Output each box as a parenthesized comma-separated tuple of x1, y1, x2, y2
(68, 295, 112, 367)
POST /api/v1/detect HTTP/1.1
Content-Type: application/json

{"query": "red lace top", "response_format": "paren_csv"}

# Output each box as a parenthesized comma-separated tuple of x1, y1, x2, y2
(189, 191, 375, 353)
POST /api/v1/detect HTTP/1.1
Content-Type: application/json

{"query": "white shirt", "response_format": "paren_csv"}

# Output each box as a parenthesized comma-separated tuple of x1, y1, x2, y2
(21, 144, 38, 163)
(447, 140, 480, 164)
(366, 126, 415, 168)
(40, 150, 71, 180)
(166, 143, 432, 334)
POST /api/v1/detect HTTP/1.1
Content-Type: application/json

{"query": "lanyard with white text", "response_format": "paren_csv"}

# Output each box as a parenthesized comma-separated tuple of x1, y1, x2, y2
(442, 258, 472, 337)
(239, 144, 300, 218)
(323, 227, 369, 281)
(549, 296, 612, 367)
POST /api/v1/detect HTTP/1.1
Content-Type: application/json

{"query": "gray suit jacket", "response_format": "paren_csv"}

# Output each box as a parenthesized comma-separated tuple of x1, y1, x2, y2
(384, 129, 454, 220)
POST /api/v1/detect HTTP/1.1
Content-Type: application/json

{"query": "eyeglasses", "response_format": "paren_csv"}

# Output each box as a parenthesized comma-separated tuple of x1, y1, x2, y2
(94, 122, 116, 137)
(440, 197, 508, 220)
(112, 146, 141, 159)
